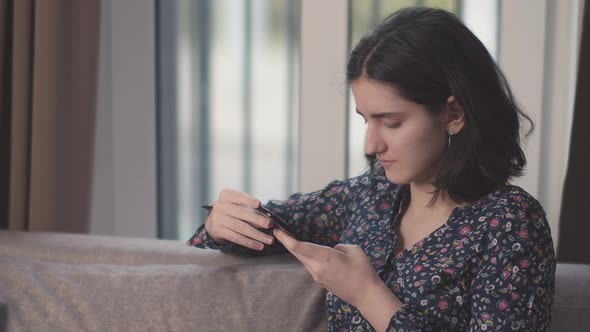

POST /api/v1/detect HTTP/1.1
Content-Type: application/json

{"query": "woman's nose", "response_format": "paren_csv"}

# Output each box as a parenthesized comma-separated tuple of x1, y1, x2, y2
(364, 125, 384, 156)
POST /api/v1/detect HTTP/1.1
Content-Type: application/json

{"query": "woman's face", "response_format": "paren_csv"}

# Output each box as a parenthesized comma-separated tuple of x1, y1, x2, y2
(351, 77, 449, 185)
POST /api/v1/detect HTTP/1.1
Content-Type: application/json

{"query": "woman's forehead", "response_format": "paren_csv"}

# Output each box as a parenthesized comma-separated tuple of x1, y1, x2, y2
(351, 79, 422, 116)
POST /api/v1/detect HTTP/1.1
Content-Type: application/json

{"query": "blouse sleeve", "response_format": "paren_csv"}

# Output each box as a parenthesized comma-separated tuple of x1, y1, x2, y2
(385, 303, 434, 331)
(466, 201, 556, 331)
(187, 172, 366, 256)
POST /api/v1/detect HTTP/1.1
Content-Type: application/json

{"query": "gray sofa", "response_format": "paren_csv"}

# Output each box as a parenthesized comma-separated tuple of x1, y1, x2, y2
(0, 230, 587, 331)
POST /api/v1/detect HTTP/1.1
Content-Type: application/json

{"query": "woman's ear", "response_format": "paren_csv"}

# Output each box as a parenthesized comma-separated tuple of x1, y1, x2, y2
(444, 95, 465, 134)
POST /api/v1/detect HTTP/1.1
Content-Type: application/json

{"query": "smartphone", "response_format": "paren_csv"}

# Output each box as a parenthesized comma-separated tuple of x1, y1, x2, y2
(255, 206, 301, 241)
(201, 205, 301, 241)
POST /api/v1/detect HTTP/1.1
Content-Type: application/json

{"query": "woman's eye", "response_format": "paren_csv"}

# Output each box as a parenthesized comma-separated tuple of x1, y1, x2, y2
(385, 122, 401, 128)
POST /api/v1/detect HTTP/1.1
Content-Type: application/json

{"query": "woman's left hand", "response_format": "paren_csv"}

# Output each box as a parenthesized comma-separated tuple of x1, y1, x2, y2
(273, 228, 382, 308)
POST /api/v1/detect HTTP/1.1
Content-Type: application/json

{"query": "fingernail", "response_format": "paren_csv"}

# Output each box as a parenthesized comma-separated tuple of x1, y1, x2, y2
(265, 236, 274, 244)
(256, 243, 264, 250)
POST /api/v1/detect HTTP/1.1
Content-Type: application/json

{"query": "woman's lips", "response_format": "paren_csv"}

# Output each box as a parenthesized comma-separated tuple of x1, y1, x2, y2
(379, 160, 396, 167)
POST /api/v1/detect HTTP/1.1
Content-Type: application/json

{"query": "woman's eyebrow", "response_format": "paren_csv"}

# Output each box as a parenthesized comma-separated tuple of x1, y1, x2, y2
(355, 108, 404, 119)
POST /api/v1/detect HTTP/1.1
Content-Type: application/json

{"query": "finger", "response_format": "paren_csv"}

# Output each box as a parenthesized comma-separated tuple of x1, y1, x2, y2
(218, 189, 261, 208)
(215, 212, 274, 245)
(272, 227, 296, 246)
(290, 250, 313, 271)
(218, 227, 267, 251)
(296, 257, 323, 286)
(286, 248, 330, 289)
(290, 255, 322, 285)
(273, 229, 313, 263)
(333, 243, 363, 255)
(216, 201, 272, 229)
(274, 228, 331, 262)
(288, 246, 318, 269)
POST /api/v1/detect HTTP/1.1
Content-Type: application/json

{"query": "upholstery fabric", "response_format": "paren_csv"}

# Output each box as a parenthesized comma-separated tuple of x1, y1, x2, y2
(0, 231, 327, 332)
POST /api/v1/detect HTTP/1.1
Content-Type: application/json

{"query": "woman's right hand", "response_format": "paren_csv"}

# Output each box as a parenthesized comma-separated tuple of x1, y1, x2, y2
(204, 189, 275, 250)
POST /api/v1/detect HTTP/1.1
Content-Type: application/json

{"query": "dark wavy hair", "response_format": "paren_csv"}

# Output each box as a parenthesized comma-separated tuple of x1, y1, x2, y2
(347, 7, 533, 204)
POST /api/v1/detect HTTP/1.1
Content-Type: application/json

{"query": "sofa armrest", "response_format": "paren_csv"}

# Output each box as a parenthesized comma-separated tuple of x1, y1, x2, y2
(0, 231, 327, 332)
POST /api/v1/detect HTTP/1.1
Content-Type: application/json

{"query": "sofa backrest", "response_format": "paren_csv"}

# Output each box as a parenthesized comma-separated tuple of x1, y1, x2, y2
(0, 231, 327, 332)
(548, 263, 590, 332)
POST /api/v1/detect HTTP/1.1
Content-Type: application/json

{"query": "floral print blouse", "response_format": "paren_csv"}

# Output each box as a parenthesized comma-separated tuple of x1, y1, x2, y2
(188, 166, 556, 331)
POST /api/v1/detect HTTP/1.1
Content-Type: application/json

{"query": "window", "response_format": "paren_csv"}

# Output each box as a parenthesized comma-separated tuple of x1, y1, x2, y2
(157, 0, 300, 240)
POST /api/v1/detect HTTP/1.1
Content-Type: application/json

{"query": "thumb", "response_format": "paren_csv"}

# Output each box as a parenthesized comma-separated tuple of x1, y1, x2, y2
(333, 243, 363, 255)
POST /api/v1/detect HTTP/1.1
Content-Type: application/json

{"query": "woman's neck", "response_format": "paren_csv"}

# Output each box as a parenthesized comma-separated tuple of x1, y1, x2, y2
(404, 182, 466, 220)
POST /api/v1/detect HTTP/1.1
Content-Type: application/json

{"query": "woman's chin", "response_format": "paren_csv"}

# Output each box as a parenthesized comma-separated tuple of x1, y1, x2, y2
(384, 170, 411, 185)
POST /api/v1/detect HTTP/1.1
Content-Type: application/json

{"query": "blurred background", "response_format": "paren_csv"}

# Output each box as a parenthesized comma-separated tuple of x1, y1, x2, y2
(154, 0, 501, 240)
(1, 0, 588, 262)
(148, 0, 579, 244)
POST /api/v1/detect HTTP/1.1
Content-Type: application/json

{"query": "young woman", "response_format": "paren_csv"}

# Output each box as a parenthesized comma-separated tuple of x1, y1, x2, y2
(188, 7, 555, 332)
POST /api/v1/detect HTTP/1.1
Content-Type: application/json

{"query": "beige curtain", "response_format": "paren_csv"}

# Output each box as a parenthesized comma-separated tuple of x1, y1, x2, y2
(0, 0, 100, 232)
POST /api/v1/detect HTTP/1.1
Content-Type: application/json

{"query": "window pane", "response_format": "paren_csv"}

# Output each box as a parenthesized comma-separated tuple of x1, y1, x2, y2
(346, 0, 498, 177)
(157, 0, 300, 240)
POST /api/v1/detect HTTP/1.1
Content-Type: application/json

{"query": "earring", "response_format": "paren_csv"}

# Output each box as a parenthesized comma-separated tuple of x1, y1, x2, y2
(447, 128, 454, 148)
